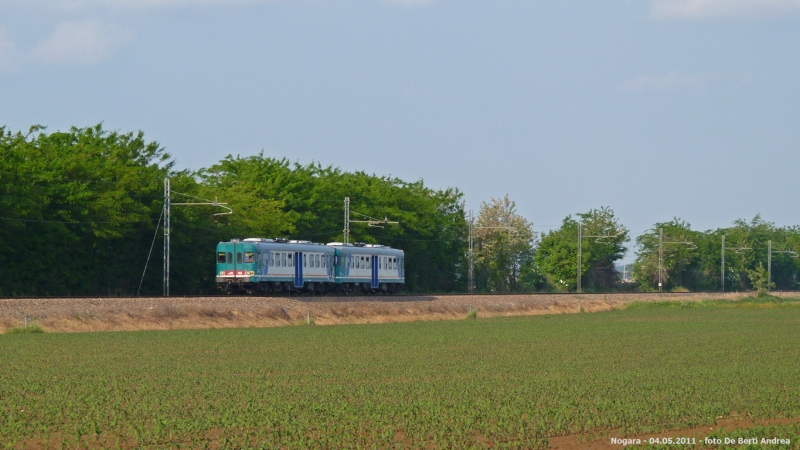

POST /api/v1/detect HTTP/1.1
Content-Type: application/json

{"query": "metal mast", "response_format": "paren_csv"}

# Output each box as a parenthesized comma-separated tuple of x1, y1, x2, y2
(720, 235, 750, 293)
(343, 197, 350, 244)
(468, 209, 474, 294)
(577, 221, 582, 293)
(721, 234, 725, 292)
(658, 228, 663, 292)
(342, 197, 397, 244)
(576, 220, 623, 293)
(163, 177, 232, 297)
(163, 178, 170, 296)
(766, 240, 798, 293)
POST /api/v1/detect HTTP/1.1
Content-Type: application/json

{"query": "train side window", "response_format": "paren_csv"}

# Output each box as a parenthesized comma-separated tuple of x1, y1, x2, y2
(323, 255, 327, 268)
(316, 254, 320, 268)
(303, 254, 307, 267)
(227, 252, 232, 264)
(237, 252, 243, 264)
(281, 253, 286, 267)
(244, 252, 255, 263)
(218, 252, 226, 263)
(288, 253, 293, 267)
(367, 257, 371, 269)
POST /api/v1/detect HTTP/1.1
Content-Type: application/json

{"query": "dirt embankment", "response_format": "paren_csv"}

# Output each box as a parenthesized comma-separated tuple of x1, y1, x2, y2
(1, 292, 796, 333)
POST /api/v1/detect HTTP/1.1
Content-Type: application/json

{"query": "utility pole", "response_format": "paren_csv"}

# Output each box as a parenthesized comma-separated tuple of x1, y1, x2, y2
(468, 209, 474, 294)
(577, 221, 582, 293)
(721, 235, 750, 293)
(342, 197, 398, 245)
(658, 228, 663, 292)
(577, 220, 624, 293)
(766, 240, 798, 293)
(163, 178, 170, 297)
(343, 197, 350, 244)
(721, 234, 725, 292)
(467, 210, 515, 294)
(768, 240, 771, 290)
(651, 228, 696, 293)
(163, 177, 232, 296)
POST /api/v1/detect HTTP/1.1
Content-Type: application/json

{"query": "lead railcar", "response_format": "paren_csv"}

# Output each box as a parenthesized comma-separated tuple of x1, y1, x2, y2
(215, 238, 404, 295)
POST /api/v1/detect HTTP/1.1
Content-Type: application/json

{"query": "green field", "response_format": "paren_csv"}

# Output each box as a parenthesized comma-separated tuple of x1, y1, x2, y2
(2, 301, 800, 448)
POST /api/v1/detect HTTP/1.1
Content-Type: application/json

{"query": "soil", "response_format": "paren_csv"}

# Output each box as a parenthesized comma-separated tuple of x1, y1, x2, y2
(1, 291, 795, 333)
(548, 415, 800, 449)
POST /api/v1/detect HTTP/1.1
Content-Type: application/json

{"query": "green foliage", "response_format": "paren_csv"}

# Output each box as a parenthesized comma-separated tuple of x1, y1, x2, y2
(0, 124, 169, 296)
(625, 296, 800, 310)
(632, 219, 705, 291)
(632, 216, 800, 293)
(465, 308, 477, 319)
(6, 324, 45, 334)
(535, 207, 628, 291)
(747, 263, 775, 297)
(0, 126, 467, 295)
(1, 308, 799, 447)
(199, 154, 468, 292)
(472, 195, 535, 292)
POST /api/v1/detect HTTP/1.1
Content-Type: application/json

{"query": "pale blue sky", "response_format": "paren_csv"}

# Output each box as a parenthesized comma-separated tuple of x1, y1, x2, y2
(2, 0, 799, 258)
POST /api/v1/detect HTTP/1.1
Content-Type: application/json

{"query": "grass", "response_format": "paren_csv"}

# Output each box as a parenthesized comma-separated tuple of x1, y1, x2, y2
(625, 295, 800, 310)
(1, 307, 799, 448)
(5, 324, 44, 334)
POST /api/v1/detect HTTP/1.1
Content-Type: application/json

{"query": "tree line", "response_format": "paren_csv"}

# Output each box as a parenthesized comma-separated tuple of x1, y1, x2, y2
(0, 125, 466, 296)
(2, 124, 798, 296)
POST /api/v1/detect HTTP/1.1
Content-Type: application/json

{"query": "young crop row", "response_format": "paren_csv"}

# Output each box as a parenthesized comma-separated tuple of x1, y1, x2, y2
(1, 307, 799, 448)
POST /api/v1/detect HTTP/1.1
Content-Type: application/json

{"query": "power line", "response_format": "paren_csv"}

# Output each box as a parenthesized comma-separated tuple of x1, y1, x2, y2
(0, 216, 160, 225)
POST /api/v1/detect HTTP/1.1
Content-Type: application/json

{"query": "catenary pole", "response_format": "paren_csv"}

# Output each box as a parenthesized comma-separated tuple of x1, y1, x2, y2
(343, 197, 350, 244)
(468, 209, 474, 294)
(768, 240, 772, 292)
(721, 235, 725, 293)
(658, 228, 664, 292)
(577, 221, 582, 293)
(163, 177, 231, 297)
(163, 178, 170, 296)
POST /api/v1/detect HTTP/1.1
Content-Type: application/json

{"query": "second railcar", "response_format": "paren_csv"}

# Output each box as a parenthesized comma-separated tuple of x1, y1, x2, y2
(328, 243, 405, 294)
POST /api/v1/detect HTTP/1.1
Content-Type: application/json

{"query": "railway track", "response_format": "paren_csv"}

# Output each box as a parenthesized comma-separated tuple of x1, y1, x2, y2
(1, 290, 793, 300)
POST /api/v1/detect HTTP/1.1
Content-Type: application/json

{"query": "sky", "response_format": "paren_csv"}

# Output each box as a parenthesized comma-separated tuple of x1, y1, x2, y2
(1, 0, 799, 260)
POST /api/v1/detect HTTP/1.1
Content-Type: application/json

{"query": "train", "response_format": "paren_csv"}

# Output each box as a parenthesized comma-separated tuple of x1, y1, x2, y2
(215, 238, 405, 294)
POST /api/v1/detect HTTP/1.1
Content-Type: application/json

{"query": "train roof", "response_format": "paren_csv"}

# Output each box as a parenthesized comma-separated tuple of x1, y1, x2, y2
(217, 238, 334, 253)
(328, 243, 404, 256)
(216, 239, 402, 255)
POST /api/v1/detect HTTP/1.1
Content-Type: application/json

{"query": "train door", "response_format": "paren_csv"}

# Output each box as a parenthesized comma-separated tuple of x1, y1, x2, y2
(371, 255, 379, 289)
(294, 252, 303, 288)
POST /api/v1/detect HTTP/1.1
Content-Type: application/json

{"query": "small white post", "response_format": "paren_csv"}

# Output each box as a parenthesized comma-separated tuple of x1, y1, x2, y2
(307, 309, 310, 325)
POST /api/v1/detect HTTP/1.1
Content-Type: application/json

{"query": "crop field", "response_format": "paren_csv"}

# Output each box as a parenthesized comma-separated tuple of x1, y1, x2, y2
(2, 299, 800, 449)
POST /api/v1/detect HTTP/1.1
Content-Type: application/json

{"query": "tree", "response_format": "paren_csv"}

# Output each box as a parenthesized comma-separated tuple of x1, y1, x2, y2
(632, 219, 704, 291)
(472, 195, 534, 293)
(198, 153, 469, 292)
(536, 207, 628, 292)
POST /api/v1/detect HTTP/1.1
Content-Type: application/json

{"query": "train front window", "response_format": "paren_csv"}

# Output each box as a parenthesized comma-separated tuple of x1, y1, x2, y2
(244, 252, 255, 263)
(236, 252, 242, 264)
(218, 252, 226, 264)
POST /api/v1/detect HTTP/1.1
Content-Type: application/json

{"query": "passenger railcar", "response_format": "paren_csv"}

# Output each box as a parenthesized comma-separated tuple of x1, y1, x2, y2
(327, 242, 405, 294)
(215, 238, 404, 294)
(216, 238, 335, 294)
